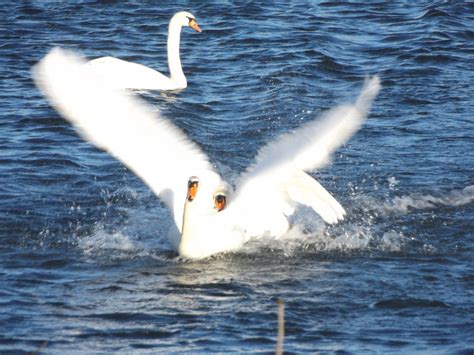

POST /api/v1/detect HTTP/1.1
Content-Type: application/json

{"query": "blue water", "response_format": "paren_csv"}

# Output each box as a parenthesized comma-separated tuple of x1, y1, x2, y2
(1, 1, 473, 353)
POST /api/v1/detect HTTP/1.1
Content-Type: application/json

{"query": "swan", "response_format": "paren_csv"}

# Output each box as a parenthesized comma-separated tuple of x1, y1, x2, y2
(86, 11, 201, 90)
(32, 48, 381, 259)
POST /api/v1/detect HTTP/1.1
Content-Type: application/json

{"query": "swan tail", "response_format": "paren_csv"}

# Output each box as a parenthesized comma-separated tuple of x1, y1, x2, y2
(285, 170, 346, 224)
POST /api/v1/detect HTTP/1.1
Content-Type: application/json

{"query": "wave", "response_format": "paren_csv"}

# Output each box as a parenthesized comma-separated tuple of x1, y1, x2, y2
(382, 185, 474, 214)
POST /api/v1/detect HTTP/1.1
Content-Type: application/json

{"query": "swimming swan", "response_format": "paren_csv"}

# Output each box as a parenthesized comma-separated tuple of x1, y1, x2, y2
(33, 48, 381, 259)
(86, 11, 201, 90)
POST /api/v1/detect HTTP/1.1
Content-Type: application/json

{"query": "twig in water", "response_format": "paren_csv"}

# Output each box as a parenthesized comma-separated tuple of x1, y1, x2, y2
(30, 340, 48, 355)
(276, 298, 285, 355)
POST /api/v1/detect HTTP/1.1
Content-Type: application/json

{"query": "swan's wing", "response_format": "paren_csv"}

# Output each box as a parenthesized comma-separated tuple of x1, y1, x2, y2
(32, 47, 221, 230)
(234, 76, 381, 226)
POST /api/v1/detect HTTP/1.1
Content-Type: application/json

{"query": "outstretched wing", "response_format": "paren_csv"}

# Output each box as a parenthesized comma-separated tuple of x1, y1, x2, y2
(32, 47, 221, 230)
(234, 76, 381, 227)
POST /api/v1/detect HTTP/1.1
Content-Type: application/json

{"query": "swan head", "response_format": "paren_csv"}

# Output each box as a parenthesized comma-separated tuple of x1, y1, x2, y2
(186, 176, 200, 202)
(214, 192, 226, 212)
(185, 177, 230, 212)
(213, 182, 232, 212)
(172, 11, 202, 33)
(180, 177, 242, 259)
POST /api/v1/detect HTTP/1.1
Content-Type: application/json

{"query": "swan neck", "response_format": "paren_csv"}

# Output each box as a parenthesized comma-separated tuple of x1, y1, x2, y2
(167, 20, 186, 86)
(179, 199, 194, 256)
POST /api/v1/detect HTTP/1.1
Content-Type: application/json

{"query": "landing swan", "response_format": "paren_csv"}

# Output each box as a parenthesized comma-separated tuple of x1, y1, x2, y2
(86, 11, 201, 90)
(33, 48, 381, 259)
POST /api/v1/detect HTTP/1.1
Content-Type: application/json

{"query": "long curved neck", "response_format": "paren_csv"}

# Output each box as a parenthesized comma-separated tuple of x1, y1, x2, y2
(178, 200, 195, 257)
(167, 20, 186, 86)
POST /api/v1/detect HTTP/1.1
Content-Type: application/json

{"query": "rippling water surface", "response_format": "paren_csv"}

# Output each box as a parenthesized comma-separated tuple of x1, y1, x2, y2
(1, 1, 473, 353)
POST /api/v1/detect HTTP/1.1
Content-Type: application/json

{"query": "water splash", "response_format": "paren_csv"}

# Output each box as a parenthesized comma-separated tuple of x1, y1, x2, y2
(74, 218, 173, 263)
(238, 184, 473, 257)
(77, 224, 140, 257)
(382, 185, 474, 214)
(379, 231, 409, 252)
(67, 185, 473, 260)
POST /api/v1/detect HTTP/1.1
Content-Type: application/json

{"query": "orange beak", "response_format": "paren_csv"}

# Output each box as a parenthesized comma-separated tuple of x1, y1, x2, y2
(189, 18, 202, 33)
(187, 182, 198, 201)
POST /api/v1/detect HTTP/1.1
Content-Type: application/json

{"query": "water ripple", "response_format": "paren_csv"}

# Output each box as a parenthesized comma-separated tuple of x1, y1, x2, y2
(0, 1, 473, 353)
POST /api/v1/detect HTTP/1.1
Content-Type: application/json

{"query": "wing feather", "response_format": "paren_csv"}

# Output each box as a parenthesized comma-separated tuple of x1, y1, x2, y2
(234, 76, 381, 226)
(242, 76, 381, 179)
(32, 47, 220, 229)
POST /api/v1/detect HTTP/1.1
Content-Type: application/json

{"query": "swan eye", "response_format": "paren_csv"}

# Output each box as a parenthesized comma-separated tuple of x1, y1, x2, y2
(214, 194, 226, 212)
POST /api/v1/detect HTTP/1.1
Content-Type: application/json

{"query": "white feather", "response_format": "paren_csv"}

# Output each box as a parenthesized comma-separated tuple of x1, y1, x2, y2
(234, 76, 381, 226)
(33, 47, 381, 259)
(242, 76, 381, 178)
(32, 47, 221, 232)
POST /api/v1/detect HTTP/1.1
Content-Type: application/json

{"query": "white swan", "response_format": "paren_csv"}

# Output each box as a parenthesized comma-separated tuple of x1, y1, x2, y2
(86, 11, 201, 91)
(33, 48, 381, 259)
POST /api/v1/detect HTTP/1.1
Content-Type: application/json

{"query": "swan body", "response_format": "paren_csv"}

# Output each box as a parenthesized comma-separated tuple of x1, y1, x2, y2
(33, 48, 381, 259)
(86, 11, 201, 90)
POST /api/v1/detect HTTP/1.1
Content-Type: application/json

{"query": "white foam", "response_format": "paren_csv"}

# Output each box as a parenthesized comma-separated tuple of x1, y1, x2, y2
(380, 231, 408, 252)
(387, 176, 399, 189)
(383, 185, 474, 213)
(238, 216, 376, 257)
(323, 225, 373, 251)
(77, 224, 140, 257)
